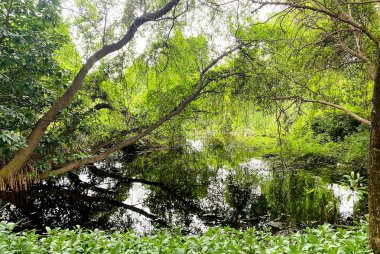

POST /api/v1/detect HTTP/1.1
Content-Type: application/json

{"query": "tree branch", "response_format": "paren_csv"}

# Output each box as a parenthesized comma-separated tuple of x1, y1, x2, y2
(272, 96, 371, 125)
(250, 0, 379, 45)
(94, 103, 114, 110)
(337, 34, 370, 63)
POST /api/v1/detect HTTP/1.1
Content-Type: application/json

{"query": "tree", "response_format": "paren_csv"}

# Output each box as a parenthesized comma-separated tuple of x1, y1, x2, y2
(240, 0, 380, 251)
(0, 0, 177, 178)
(0, 0, 246, 183)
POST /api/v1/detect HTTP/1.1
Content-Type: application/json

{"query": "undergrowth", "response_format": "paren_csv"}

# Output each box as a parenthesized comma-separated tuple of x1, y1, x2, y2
(0, 221, 370, 253)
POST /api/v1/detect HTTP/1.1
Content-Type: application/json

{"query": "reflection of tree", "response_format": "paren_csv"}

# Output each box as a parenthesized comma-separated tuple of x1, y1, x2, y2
(0, 185, 93, 231)
(0, 147, 344, 232)
(0, 148, 214, 231)
(55, 188, 168, 227)
(265, 171, 339, 223)
(124, 149, 217, 230)
(225, 169, 261, 227)
(86, 163, 208, 226)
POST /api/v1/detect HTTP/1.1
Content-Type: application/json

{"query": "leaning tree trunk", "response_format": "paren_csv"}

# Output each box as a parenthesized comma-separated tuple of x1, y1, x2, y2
(369, 49, 380, 253)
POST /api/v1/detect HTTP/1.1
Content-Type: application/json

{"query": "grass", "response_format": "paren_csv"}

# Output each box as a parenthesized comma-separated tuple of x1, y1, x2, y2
(0, 221, 370, 253)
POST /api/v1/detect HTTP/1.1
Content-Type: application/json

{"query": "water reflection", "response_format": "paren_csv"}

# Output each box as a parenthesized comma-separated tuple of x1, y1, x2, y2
(327, 183, 358, 219)
(0, 138, 360, 232)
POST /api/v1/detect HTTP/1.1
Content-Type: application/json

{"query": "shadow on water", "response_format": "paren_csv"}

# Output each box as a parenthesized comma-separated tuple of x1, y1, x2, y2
(0, 137, 361, 233)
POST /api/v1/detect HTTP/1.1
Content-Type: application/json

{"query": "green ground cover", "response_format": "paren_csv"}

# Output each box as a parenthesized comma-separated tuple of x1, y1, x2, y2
(0, 221, 370, 254)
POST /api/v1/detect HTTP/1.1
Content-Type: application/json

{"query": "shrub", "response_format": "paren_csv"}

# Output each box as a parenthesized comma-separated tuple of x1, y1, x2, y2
(310, 111, 362, 142)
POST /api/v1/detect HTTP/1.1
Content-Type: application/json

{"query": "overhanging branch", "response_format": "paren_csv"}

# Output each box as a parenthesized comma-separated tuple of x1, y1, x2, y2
(250, 0, 379, 45)
(272, 96, 371, 126)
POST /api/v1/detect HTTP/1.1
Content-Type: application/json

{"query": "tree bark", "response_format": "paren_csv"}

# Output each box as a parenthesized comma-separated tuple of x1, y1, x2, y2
(368, 3, 380, 252)
(0, 0, 181, 179)
(369, 49, 380, 253)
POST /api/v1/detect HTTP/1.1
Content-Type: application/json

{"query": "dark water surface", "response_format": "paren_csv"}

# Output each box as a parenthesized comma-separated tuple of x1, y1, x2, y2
(0, 138, 359, 233)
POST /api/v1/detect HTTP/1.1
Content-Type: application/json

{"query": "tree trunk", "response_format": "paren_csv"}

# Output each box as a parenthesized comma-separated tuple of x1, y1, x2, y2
(369, 50, 380, 253)
(368, 3, 380, 252)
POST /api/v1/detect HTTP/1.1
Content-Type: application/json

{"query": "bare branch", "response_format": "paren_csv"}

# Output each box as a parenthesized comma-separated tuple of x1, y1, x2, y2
(250, 0, 379, 45)
(272, 96, 371, 125)
(341, 1, 380, 4)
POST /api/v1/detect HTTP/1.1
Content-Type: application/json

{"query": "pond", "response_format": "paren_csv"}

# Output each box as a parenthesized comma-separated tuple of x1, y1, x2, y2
(0, 137, 362, 233)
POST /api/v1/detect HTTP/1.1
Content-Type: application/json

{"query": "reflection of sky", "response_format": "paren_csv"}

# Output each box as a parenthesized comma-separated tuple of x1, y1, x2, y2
(122, 183, 153, 234)
(327, 183, 358, 219)
(188, 139, 203, 151)
(240, 158, 270, 177)
(78, 169, 117, 190)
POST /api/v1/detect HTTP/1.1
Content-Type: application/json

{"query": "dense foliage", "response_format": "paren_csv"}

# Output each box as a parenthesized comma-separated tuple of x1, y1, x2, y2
(0, 221, 370, 253)
(0, 0, 70, 158)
